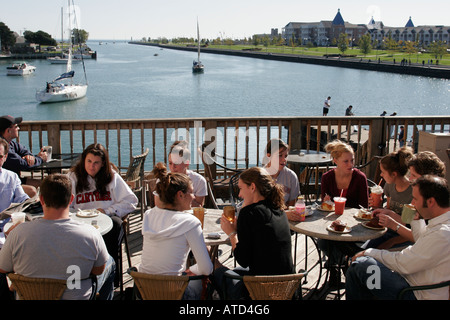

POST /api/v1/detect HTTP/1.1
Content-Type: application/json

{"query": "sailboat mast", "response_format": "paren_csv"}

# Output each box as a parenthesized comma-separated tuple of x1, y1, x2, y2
(197, 20, 200, 61)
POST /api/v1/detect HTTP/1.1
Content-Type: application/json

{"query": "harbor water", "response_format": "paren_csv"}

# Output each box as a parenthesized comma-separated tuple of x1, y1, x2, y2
(0, 41, 449, 121)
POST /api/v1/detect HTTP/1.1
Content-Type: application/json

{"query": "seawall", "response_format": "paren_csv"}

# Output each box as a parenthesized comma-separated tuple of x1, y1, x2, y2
(129, 41, 450, 79)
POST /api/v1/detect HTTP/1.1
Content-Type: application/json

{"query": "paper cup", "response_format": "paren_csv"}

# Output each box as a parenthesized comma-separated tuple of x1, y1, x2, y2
(43, 146, 52, 162)
(333, 197, 346, 215)
(11, 212, 26, 225)
(401, 204, 416, 224)
(193, 207, 205, 229)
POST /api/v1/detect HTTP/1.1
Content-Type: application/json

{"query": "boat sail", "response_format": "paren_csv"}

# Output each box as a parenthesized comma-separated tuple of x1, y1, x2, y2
(36, 0, 87, 103)
(192, 19, 204, 73)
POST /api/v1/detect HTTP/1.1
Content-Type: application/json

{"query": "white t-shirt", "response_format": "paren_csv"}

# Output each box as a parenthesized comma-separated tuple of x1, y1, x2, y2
(187, 170, 208, 197)
(68, 171, 138, 218)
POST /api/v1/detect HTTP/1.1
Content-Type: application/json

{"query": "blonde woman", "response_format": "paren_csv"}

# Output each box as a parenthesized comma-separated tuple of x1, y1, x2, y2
(321, 140, 369, 208)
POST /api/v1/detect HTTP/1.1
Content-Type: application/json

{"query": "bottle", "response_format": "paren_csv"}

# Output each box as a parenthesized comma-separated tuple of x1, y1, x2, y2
(295, 196, 306, 221)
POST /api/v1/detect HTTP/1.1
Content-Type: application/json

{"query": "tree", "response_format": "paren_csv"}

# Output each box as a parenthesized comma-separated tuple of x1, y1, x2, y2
(359, 34, 372, 56)
(428, 41, 447, 60)
(252, 35, 259, 48)
(0, 22, 16, 51)
(337, 33, 349, 55)
(24, 30, 57, 46)
(72, 28, 89, 44)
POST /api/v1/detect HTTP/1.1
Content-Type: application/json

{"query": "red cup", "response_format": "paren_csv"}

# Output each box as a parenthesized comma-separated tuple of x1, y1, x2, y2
(371, 192, 383, 208)
(333, 197, 346, 215)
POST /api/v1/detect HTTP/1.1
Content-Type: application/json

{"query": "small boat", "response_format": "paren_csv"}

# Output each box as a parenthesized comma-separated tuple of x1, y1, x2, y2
(6, 61, 36, 76)
(192, 19, 204, 73)
(47, 55, 82, 64)
(36, 0, 88, 103)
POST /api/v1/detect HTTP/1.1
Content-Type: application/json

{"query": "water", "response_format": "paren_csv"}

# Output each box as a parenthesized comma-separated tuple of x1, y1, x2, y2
(0, 41, 449, 121)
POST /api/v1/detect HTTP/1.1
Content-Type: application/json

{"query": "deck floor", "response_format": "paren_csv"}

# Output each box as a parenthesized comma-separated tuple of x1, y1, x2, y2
(113, 209, 346, 300)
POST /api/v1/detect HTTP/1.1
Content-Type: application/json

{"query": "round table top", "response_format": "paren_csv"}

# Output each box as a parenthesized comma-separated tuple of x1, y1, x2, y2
(5, 211, 113, 236)
(289, 207, 387, 242)
(287, 150, 332, 166)
(189, 208, 230, 246)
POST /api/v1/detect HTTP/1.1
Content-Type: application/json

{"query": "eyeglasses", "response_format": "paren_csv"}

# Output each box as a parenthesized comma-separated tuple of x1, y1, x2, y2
(0, 154, 6, 159)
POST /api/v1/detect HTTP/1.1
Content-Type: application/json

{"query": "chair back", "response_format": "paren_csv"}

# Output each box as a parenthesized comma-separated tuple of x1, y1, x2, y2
(242, 274, 305, 300)
(229, 172, 242, 207)
(124, 148, 149, 183)
(8, 273, 67, 300)
(129, 271, 192, 300)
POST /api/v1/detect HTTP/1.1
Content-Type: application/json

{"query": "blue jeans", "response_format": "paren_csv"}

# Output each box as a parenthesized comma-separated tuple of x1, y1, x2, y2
(96, 255, 116, 300)
(213, 266, 250, 300)
(345, 256, 416, 300)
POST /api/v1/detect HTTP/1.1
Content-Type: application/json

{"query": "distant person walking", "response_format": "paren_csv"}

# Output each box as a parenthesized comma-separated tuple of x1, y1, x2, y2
(345, 105, 358, 132)
(380, 111, 387, 116)
(323, 96, 331, 116)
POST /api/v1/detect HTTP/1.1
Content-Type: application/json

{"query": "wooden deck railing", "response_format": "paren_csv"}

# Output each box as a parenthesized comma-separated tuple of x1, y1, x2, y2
(17, 116, 450, 182)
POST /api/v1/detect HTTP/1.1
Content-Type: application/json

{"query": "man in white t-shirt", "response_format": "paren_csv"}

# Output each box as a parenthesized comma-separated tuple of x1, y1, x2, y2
(323, 96, 331, 116)
(168, 140, 208, 207)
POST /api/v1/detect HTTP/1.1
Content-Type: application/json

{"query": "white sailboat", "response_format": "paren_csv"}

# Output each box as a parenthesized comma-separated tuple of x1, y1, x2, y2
(36, 0, 87, 103)
(192, 19, 204, 73)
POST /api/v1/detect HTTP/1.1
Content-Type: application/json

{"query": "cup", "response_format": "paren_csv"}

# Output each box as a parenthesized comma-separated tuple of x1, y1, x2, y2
(43, 146, 52, 162)
(401, 204, 416, 224)
(370, 185, 384, 208)
(223, 206, 235, 222)
(193, 207, 205, 229)
(11, 212, 26, 225)
(333, 197, 346, 215)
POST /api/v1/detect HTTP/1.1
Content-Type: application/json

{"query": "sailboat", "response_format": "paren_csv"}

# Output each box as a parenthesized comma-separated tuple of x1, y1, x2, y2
(36, 0, 87, 103)
(192, 19, 204, 73)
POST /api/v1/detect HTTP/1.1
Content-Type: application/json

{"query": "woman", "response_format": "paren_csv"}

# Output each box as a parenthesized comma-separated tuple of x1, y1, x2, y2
(321, 140, 369, 208)
(263, 138, 300, 206)
(319, 140, 368, 282)
(216, 167, 294, 299)
(140, 162, 213, 299)
(365, 147, 414, 250)
(68, 143, 138, 281)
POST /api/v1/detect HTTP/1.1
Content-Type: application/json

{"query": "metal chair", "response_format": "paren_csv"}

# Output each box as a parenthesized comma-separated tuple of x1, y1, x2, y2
(7, 273, 97, 300)
(122, 148, 149, 220)
(222, 272, 306, 300)
(397, 280, 450, 300)
(128, 268, 204, 300)
(229, 171, 242, 207)
(117, 215, 132, 296)
(199, 144, 244, 208)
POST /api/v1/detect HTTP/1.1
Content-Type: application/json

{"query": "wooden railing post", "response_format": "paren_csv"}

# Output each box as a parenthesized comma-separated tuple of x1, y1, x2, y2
(367, 117, 385, 180)
(203, 120, 218, 178)
(46, 124, 61, 154)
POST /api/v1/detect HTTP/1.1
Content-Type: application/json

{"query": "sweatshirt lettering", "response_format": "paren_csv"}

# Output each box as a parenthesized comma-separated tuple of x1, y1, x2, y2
(76, 191, 112, 204)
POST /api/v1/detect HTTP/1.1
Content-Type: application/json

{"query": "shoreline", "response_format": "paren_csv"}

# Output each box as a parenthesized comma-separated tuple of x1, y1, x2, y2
(129, 41, 450, 80)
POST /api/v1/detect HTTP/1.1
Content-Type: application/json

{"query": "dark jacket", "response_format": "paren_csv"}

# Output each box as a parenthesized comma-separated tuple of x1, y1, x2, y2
(1, 137, 43, 177)
(234, 199, 294, 275)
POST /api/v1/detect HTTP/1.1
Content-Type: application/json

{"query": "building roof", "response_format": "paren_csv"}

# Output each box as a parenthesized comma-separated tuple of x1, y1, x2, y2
(405, 16, 414, 27)
(332, 9, 345, 26)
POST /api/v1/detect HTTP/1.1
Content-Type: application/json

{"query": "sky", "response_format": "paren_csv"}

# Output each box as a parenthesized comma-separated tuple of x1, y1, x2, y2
(2, 0, 449, 41)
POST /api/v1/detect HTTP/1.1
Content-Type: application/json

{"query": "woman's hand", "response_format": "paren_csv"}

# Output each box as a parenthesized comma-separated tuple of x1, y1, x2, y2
(220, 214, 236, 236)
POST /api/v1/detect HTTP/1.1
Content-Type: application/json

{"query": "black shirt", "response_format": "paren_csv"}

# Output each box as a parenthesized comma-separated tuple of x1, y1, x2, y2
(234, 199, 294, 275)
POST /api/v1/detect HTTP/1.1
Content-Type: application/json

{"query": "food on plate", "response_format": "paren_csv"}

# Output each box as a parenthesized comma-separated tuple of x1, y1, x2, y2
(366, 216, 382, 228)
(331, 220, 347, 232)
(321, 201, 335, 211)
(358, 208, 372, 219)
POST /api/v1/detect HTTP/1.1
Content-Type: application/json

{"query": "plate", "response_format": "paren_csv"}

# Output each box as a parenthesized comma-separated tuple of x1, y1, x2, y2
(353, 212, 372, 221)
(326, 224, 352, 234)
(362, 221, 386, 231)
(76, 209, 100, 218)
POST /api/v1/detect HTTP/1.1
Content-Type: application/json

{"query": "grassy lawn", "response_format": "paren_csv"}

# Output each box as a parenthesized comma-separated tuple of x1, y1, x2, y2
(203, 44, 450, 66)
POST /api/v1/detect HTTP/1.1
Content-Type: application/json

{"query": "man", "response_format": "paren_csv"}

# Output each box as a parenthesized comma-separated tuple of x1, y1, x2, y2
(168, 140, 207, 207)
(0, 115, 48, 196)
(346, 175, 450, 300)
(345, 105, 358, 132)
(0, 173, 116, 300)
(0, 137, 29, 213)
(323, 96, 331, 116)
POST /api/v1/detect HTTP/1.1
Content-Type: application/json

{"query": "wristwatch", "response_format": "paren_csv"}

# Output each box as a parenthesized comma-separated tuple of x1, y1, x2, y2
(395, 224, 400, 232)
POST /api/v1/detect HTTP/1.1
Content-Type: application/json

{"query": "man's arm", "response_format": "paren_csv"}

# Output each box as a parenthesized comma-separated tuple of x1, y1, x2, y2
(90, 264, 105, 276)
